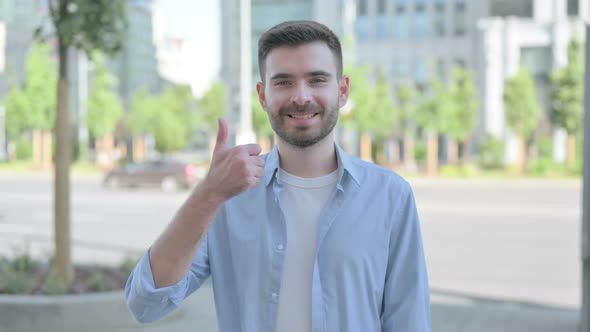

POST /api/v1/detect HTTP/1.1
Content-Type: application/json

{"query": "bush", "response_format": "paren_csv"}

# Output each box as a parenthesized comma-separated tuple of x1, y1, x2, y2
(14, 136, 32, 160)
(88, 271, 106, 292)
(479, 135, 504, 169)
(119, 256, 138, 277)
(0, 267, 35, 294)
(414, 140, 427, 165)
(42, 275, 67, 295)
(528, 136, 554, 176)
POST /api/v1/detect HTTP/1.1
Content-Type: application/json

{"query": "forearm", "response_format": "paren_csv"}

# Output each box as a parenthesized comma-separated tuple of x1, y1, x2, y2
(149, 183, 224, 288)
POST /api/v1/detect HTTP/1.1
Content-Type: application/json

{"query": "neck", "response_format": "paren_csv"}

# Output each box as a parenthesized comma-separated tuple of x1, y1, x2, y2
(277, 135, 338, 178)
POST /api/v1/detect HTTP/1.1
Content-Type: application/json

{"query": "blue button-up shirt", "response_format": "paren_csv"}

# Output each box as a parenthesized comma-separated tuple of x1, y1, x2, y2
(126, 144, 430, 331)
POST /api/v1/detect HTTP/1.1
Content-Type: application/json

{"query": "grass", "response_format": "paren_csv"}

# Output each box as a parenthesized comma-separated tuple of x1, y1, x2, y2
(0, 160, 102, 175)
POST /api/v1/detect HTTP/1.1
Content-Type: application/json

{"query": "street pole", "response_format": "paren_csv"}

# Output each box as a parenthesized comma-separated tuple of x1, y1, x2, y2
(236, 0, 256, 145)
(581, 23, 590, 332)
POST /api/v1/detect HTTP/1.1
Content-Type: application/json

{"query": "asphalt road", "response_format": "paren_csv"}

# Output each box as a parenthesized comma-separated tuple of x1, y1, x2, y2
(0, 173, 583, 330)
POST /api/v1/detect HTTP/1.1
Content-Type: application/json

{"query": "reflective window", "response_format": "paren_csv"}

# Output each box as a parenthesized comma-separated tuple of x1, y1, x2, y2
(453, 0, 466, 36)
(394, 14, 409, 40)
(357, 0, 367, 16)
(376, 15, 389, 40)
(377, 0, 387, 15)
(490, 0, 533, 17)
(356, 16, 369, 41)
(414, 12, 429, 39)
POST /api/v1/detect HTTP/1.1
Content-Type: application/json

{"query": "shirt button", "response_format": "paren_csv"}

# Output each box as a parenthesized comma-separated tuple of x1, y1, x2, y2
(271, 292, 278, 300)
(276, 244, 284, 251)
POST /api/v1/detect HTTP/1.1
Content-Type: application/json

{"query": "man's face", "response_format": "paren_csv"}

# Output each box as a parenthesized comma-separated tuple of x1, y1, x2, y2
(256, 42, 350, 149)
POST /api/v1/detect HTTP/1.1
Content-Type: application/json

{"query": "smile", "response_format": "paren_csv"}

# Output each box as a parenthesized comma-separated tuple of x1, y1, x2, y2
(288, 113, 318, 120)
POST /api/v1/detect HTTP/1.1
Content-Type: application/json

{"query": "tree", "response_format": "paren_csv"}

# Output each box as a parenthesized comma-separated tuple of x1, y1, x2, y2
(129, 89, 157, 162)
(252, 91, 274, 153)
(347, 65, 397, 163)
(416, 79, 452, 175)
(86, 53, 123, 169)
(197, 82, 225, 155)
(45, 0, 127, 284)
(445, 67, 479, 164)
(371, 71, 399, 165)
(4, 43, 57, 167)
(151, 86, 195, 153)
(396, 84, 419, 169)
(504, 65, 541, 172)
(550, 37, 584, 166)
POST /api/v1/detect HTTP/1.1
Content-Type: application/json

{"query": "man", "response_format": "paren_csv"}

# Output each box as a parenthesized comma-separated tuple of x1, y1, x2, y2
(126, 20, 430, 331)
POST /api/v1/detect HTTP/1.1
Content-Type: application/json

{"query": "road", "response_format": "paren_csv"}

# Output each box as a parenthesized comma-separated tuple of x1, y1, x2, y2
(0, 173, 582, 331)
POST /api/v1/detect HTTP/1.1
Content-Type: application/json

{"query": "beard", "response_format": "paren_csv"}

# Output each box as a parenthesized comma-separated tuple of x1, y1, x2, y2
(267, 100, 340, 149)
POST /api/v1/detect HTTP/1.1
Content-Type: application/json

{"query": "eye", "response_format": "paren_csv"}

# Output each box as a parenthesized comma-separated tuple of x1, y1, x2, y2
(311, 77, 328, 84)
(275, 81, 291, 86)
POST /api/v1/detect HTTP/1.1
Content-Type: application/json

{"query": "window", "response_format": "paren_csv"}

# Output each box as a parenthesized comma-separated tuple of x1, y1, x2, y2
(377, 0, 387, 15)
(414, 58, 428, 83)
(414, 13, 430, 39)
(415, 0, 426, 12)
(356, 16, 370, 41)
(453, 0, 466, 36)
(490, 0, 533, 18)
(376, 15, 389, 40)
(394, 59, 410, 79)
(357, 0, 367, 16)
(396, 0, 407, 12)
(434, 14, 446, 37)
(394, 14, 409, 40)
(568, 0, 579, 16)
(434, 0, 446, 12)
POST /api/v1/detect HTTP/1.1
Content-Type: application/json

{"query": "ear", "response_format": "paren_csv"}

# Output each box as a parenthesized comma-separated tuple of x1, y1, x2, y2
(338, 75, 350, 108)
(256, 82, 268, 112)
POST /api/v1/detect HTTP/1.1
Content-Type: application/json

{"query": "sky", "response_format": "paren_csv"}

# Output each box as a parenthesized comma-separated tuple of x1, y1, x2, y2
(153, 0, 220, 96)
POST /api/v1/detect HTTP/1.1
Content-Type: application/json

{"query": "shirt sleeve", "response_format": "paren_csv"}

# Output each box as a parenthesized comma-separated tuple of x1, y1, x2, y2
(125, 231, 211, 323)
(381, 185, 431, 332)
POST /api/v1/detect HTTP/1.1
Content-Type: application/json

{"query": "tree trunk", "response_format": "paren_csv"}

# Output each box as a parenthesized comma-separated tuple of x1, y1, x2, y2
(426, 131, 439, 176)
(360, 132, 373, 162)
(33, 129, 42, 167)
(388, 138, 401, 170)
(42, 129, 52, 171)
(517, 134, 527, 174)
(447, 137, 458, 165)
(54, 39, 74, 284)
(567, 134, 576, 167)
(404, 133, 416, 171)
(133, 135, 146, 162)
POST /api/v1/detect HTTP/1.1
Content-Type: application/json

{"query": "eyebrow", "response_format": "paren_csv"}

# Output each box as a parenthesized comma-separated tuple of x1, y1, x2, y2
(270, 70, 333, 81)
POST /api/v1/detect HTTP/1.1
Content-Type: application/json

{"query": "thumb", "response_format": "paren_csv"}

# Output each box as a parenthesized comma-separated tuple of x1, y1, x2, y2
(215, 118, 228, 150)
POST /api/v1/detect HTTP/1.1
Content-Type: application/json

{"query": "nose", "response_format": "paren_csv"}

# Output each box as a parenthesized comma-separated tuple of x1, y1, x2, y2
(290, 82, 312, 107)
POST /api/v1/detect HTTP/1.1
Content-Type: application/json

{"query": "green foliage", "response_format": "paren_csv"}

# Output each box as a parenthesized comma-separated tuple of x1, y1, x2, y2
(396, 83, 418, 128)
(86, 53, 123, 138)
(88, 271, 106, 292)
(439, 163, 479, 177)
(0, 268, 35, 294)
(129, 89, 157, 136)
(347, 65, 397, 137)
(197, 82, 226, 130)
(414, 140, 427, 164)
(119, 256, 138, 277)
(129, 86, 197, 153)
(550, 38, 584, 134)
(528, 136, 554, 175)
(416, 79, 452, 132)
(503, 65, 540, 138)
(446, 67, 479, 141)
(478, 135, 504, 169)
(48, 0, 127, 55)
(42, 275, 67, 295)
(14, 135, 33, 160)
(4, 43, 57, 138)
(252, 91, 273, 138)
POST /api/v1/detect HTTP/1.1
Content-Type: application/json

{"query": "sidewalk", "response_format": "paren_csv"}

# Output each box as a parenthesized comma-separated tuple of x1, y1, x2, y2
(431, 290, 579, 332)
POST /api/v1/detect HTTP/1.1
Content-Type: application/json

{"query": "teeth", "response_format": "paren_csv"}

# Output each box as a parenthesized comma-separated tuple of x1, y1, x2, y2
(290, 113, 315, 119)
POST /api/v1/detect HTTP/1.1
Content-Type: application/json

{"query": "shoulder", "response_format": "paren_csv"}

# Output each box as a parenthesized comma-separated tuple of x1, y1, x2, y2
(348, 156, 413, 197)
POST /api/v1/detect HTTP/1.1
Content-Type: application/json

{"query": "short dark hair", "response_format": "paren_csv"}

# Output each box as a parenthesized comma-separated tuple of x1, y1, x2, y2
(257, 20, 343, 82)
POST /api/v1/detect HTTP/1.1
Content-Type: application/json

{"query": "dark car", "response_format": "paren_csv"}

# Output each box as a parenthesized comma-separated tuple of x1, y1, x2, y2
(103, 159, 203, 192)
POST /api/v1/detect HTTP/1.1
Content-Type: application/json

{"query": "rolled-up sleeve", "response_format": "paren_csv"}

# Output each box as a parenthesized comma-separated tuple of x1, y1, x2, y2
(125, 233, 211, 323)
(381, 186, 431, 331)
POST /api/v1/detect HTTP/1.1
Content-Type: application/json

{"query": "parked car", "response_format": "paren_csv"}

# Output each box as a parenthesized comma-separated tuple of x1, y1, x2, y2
(103, 159, 203, 192)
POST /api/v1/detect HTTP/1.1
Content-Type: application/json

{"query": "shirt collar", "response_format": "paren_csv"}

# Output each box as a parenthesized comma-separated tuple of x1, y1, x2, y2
(263, 143, 361, 188)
